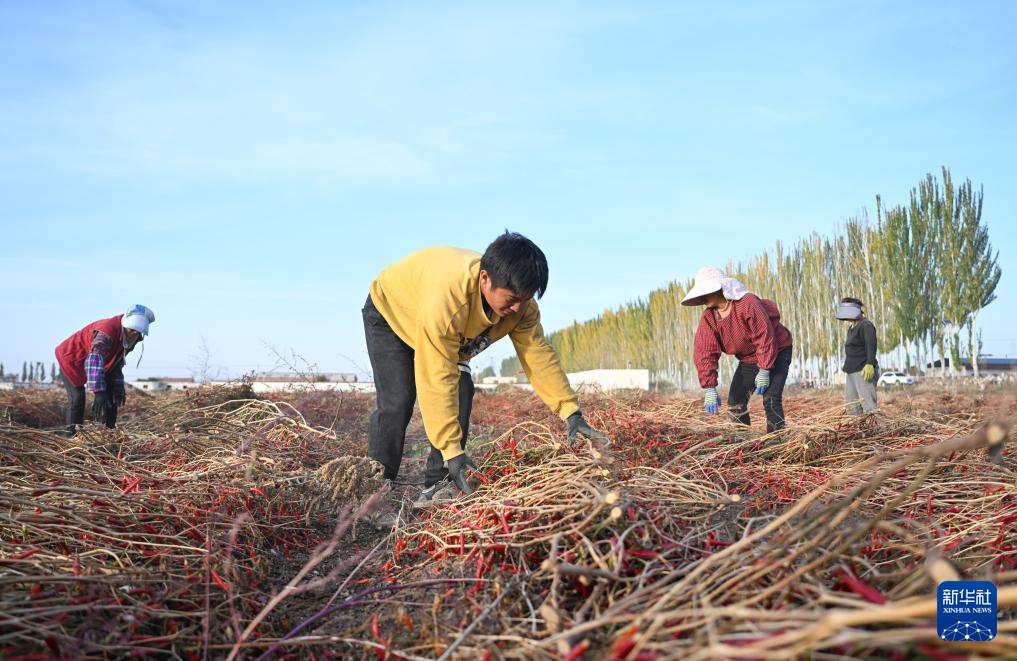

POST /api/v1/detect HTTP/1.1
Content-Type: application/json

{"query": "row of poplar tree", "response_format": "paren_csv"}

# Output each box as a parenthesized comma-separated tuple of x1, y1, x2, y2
(544, 168, 1002, 390)
(0, 362, 62, 383)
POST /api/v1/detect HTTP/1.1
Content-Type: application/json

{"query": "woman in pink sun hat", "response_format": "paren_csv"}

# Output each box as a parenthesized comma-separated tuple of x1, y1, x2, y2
(682, 267, 793, 433)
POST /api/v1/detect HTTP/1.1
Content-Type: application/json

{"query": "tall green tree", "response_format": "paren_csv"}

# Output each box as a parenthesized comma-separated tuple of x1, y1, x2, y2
(954, 176, 1002, 376)
(936, 168, 966, 375)
(474, 366, 496, 383)
(22, 362, 27, 382)
(500, 356, 521, 378)
(878, 193, 937, 373)
(546, 170, 998, 388)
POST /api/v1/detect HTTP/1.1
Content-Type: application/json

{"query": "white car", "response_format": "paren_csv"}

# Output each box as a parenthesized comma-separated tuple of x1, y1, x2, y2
(877, 371, 915, 387)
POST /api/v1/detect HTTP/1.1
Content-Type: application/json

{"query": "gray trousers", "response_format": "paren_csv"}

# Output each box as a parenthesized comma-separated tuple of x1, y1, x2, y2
(844, 371, 877, 415)
(362, 295, 474, 484)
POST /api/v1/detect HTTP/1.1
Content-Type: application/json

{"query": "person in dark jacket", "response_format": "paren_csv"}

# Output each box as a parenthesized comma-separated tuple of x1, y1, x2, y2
(837, 297, 877, 415)
(682, 266, 794, 433)
(54, 305, 155, 434)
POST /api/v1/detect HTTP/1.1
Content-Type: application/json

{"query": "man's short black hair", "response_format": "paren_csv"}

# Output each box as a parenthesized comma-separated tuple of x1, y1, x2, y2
(480, 231, 549, 299)
(841, 296, 864, 307)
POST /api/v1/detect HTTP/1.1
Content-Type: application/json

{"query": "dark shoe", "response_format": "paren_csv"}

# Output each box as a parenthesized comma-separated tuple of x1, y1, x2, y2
(413, 481, 459, 509)
(370, 509, 406, 530)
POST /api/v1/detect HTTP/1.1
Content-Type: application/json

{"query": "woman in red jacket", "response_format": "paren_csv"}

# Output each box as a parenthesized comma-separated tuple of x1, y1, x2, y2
(682, 267, 793, 433)
(54, 305, 154, 434)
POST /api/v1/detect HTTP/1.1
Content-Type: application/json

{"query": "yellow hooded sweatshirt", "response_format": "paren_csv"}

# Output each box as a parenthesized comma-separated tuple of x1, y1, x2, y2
(369, 246, 579, 460)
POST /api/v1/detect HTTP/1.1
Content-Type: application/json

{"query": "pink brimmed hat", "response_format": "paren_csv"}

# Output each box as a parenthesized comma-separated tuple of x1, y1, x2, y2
(680, 266, 749, 306)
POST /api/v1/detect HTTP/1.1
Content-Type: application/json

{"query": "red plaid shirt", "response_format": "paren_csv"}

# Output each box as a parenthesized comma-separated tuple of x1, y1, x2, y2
(693, 293, 793, 388)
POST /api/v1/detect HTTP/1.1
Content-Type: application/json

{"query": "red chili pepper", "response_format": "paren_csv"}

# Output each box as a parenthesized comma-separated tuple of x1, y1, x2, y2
(704, 533, 731, 549)
(609, 625, 639, 660)
(210, 570, 230, 592)
(120, 476, 143, 494)
(627, 549, 659, 559)
(837, 568, 886, 604)
(371, 612, 381, 639)
(562, 640, 589, 661)
(474, 553, 486, 579)
(11, 548, 40, 560)
(44, 637, 61, 657)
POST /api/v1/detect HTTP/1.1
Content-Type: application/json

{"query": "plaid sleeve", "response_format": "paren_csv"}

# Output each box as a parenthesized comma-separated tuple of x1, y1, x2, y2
(742, 297, 778, 370)
(85, 353, 106, 392)
(85, 330, 115, 392)
(693, 315, 722, 389)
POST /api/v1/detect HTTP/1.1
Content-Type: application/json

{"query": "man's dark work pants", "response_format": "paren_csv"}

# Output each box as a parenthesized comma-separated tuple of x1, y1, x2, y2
(61, 374, 117, 434)
(363, 295, 474, 486)
(726, 346, 793, 433)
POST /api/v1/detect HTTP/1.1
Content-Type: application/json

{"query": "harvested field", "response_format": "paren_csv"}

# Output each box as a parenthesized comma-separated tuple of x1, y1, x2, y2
(1, 384, 1015, 660)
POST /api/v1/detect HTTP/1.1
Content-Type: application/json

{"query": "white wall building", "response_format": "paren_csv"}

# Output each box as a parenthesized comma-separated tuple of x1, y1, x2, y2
(244, 380, 376, 393)
(481, 376, 519, 385)
(567, 369, 650, 392)
(128, 378, 196, 391)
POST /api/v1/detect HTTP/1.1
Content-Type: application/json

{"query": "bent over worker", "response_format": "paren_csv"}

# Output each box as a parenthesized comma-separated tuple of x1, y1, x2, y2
(363, 232, 608, 506)
(54, 305, 155, 434)
(682, 267, 794, 433)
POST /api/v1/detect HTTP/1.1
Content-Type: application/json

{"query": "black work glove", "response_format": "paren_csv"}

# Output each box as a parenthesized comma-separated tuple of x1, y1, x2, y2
(91, 391, 110, 421)
(111, 383, 127, 407)
(567, 411, 611, 446)
(445, 453, 479, 496)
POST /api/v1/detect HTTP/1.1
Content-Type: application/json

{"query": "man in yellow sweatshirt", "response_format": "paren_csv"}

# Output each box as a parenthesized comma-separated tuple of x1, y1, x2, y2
(363, 231, 609, 505)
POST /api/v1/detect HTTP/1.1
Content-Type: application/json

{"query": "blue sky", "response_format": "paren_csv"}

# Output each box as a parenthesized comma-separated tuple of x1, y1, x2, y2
(2, 1, 1015, 380)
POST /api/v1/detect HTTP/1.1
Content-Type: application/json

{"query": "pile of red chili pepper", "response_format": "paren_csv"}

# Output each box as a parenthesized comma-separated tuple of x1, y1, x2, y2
(372, 388, 1016, 659)
(1, 386, 1014, 660)
(0, 393, 359, 660)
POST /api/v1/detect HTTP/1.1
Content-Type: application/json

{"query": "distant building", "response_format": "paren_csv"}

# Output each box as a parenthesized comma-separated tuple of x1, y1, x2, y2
(976, 358, 1017, 374)
(129, 377, 196, 391)
(926, 357, 1017, 376)
(250, 372, 357, 383)
(568, 369, 651, 392)
(475, 368, 651, 392)
(241, 379, 374, 393)
(0, 380, 58, 391)
(482, 376, 519, 385)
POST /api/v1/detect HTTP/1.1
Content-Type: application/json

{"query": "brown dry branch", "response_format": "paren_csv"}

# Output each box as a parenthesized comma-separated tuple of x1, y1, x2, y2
(1, 386, 1015, 659)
